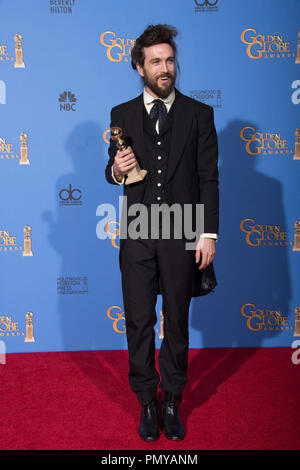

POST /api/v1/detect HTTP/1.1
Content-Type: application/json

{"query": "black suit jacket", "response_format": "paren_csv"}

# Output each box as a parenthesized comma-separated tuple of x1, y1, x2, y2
(105, 89, 219, 297)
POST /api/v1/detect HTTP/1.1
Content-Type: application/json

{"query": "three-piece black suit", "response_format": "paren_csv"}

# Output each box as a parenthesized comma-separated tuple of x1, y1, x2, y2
(105, 88, 219, 405)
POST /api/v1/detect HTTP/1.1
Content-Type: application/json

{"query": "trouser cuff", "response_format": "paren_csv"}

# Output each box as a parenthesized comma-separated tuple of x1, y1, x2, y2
(136, 388, 157, 405)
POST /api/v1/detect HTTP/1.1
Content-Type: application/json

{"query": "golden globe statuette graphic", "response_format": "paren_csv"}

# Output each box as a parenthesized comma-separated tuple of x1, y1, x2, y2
(294, 307, 300, 337)
(293, 221, 300, 252)
(158, 310, 164, 339)
(25, 312, 35, 342)
(19, 133, 30, 165)
(296, 31, 300, 64)
(14, 34, 25, 68)
(110, 126, 147, 185)
(23, 225, 33, 256)
(293, 129, 300, 160)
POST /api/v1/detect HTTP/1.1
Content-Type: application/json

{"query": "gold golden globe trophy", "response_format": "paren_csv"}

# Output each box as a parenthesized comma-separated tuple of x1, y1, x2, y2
(25, 312, 35, 342)
(294, 306, 300, 337)
(110, 126, 147, 185)
(14, 34, 25, 68)
(296, 31, 300, 64)
(293, 220, 300, 251)
(156, 310, 165, 339)
(159, 310, 164, 339)
(19, 133, 30, 165)
(293, 129, 300, 160)
(23, 225, 33, 256)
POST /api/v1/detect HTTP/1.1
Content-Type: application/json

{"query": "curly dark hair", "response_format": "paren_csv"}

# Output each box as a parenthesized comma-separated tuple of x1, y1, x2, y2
(131, 24, 178, 70)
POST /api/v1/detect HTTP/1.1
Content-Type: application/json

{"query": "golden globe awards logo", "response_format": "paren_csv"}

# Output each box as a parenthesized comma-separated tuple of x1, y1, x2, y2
(240, 303, 292, 332)
(103, 129, 110, 144)
(0, 44, 13, 63)
(104, 221, 120, 249)
(0, 34, 25, 67)
(241, 28, 294, 60)
(0, 230, 23, 252)
(0, 137, 18, 160)
(0, 226, 33, 254)
(240, 126, 293, 156)
(240, 218, 291, 247)
(106, 305, 165, 338)
(0, 316, 24, 337)
(100, 31, 135, 62)
(0, 134, 30, 164)
(107, 306, 126, 334)
(0, 313, 35, 340)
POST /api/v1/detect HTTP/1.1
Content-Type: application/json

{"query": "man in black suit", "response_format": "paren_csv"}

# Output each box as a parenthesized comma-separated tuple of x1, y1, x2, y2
(105, 24, 219, 441)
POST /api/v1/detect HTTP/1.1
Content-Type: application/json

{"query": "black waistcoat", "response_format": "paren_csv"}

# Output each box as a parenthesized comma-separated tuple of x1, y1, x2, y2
(141, 101, 175, 205)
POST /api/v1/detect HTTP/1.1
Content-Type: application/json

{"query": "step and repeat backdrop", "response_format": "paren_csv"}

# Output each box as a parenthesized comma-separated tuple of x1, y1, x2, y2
(1, 0, 299, 353)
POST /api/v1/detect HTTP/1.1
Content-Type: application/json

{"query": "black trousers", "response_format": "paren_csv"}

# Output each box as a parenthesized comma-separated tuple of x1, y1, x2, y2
(120, 208, 194, 405)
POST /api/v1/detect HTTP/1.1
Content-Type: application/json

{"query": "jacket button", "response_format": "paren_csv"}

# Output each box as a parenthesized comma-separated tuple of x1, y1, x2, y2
(157, 196, 161, 200)
(157, 183, 161, 187)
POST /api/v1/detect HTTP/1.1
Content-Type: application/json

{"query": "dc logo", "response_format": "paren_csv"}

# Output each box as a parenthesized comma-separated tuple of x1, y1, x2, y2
(195, 0, 218, 6)
(59, 184, 82, 201)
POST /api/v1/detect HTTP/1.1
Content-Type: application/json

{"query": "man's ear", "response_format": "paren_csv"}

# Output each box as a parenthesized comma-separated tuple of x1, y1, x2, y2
(136, 63, 144, 78)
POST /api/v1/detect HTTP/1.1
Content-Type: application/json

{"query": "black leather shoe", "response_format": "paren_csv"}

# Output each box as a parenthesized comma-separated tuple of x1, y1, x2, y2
(162, 391, 185, 440)
(139, 396, 160, 441)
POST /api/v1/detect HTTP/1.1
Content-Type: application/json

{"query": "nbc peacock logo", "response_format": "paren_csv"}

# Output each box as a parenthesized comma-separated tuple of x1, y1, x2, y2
(58, 91, 77, 111)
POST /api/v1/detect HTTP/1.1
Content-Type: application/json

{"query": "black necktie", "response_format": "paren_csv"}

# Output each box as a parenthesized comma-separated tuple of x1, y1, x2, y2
(149, 99, 167, 133)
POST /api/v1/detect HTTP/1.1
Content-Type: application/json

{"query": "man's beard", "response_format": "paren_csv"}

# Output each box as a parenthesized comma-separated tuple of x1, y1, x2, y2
(142, 68, 176, 99)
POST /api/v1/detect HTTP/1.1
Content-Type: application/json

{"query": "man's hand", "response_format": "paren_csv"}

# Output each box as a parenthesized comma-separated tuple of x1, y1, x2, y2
(113, 146, 137, 180)
(195, 238, 216, 270)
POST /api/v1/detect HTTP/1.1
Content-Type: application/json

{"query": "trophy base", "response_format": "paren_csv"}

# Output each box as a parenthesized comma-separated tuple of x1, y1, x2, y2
(125, 169, 148, 185)
(25, 338, 35, 342)
(19, 160, 30, 165)
(293, 155, 300, 160)
(14, 63, 25, 68)
(23, 252, 33, 256)
(292, 247, 300, 251)
(296, 59, 300, 64)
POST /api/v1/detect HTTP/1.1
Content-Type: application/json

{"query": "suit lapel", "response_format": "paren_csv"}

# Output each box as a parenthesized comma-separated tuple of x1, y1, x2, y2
(167, 90, 193, 183)
(124, 90, 193, 180)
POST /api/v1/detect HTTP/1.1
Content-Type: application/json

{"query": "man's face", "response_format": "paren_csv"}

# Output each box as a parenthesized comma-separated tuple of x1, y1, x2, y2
(136, 43, 176, 99)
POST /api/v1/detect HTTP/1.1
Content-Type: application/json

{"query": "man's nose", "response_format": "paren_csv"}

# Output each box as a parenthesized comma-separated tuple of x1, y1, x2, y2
(160, 61, 168, 73)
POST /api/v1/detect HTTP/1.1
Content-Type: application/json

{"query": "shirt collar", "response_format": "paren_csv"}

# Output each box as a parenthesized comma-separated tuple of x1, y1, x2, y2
(143, 87, 175, 112)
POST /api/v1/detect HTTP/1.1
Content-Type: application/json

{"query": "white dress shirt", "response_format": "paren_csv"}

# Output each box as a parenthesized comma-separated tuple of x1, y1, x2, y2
(111, 88, 218, 246)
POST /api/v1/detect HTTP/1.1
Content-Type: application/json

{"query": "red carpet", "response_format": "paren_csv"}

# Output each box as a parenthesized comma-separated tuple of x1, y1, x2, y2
(0, 348, 299, 450)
